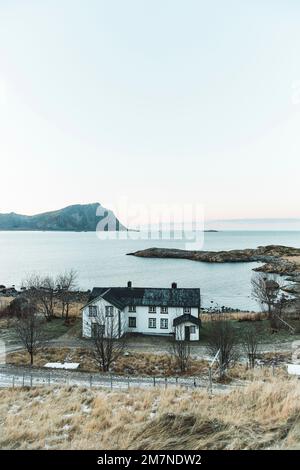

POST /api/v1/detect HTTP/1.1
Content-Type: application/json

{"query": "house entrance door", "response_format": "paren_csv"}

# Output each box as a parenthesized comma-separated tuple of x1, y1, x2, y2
(184, 326, 190, 341)
(91, 324, 98, 339)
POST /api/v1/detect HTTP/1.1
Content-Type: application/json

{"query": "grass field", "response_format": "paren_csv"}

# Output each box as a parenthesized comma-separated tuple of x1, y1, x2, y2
(6, 348, 210, 376)
(6, 347, 291, 381)
(0, 376, 299, 449)
(200, 318, 300, 344)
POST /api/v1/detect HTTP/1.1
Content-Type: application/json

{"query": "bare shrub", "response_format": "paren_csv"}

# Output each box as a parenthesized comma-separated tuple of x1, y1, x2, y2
(90, 308, 127, 372)
(241, 323, 262, 368)
(169, 328, 191, 373)
(11, 301, 46, 366)
(206, 320, 239, 379)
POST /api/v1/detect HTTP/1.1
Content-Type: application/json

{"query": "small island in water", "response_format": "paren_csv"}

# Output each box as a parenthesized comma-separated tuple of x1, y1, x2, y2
(128, 245, 300, 277)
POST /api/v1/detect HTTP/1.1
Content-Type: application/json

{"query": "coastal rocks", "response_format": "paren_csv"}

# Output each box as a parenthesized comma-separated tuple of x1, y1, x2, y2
(253, 259, 298, 276)
(281, 284, 300, 295)
(127, 245, 300, 276)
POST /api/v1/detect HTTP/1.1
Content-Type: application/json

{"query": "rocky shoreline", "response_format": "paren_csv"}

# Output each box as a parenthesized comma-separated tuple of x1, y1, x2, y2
(127, 245, 300, 278)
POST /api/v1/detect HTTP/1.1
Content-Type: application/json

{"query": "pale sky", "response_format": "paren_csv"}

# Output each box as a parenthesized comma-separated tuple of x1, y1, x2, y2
(0, 0, 300, 224)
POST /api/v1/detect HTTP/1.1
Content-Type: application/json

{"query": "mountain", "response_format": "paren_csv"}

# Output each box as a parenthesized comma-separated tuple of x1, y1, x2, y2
(0, 203, 127, 231)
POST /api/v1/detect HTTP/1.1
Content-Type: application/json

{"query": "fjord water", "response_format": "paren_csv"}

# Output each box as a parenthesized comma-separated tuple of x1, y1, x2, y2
(0, 231, 299, 311)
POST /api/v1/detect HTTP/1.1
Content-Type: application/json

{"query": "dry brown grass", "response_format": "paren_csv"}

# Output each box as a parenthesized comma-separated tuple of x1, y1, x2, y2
(0, 376, 299, 449)
(201, 312, 267, 322)
(6, 348, 209, 376)
(0, 296, 14, 313)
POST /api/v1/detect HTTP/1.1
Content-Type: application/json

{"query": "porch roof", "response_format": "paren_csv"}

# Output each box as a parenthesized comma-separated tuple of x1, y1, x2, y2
(173, 314, 201, 327)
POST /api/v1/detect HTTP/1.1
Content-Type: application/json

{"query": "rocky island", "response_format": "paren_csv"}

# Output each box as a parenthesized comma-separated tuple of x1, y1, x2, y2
(128, 245, 300, 277)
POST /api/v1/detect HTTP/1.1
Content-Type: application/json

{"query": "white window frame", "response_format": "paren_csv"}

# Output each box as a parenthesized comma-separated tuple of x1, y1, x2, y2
(128, 317, 136, 328)
(190, 325, 196, 334)
(148, 306, 156, 313)
(148, 318, 156, 328)
(128, 305, 136, 312)
(88, 305, 98, 317)
(160, 306, 168, 314)
(160, 318, 168, 329)
(183, 307, 191, 314)
(105, 305, 114, 317)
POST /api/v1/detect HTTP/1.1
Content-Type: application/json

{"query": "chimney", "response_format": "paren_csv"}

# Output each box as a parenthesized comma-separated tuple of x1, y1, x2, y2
(127, 281, 132, 288)
(171, 282, 177, 289)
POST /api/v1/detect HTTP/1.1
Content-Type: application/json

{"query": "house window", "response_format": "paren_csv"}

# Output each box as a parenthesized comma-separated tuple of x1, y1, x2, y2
(148, 318, 156, 328)
(183, 307, 191, 314)
(128, 305, 136, 312)
(128, 317, 136, 328)
(88, 306, 98, 317)
(190, 326, 196, 334)
(160, 306, 168, 314)
(160, 318, 168, 329)
(148, 306, 156, 313)
(105, 305, 114, 317)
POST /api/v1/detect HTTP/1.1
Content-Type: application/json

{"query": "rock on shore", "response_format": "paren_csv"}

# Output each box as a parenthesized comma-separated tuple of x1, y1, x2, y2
(127, 245, 300, 276)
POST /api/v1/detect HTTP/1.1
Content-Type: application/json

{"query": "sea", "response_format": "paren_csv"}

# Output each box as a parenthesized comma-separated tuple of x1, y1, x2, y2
(0, 230, 299, 311)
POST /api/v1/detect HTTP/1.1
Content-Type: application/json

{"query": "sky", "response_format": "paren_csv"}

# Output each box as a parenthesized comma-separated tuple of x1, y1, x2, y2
(0, 0, 300, 226)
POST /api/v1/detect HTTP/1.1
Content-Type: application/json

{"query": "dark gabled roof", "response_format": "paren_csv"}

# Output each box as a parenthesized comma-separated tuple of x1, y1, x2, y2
(173, 314, 201, 327)
(88, 286, 200, 309)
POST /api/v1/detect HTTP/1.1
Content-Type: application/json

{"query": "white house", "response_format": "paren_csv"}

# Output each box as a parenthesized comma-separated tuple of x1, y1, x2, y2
(82, 281, 201, 341)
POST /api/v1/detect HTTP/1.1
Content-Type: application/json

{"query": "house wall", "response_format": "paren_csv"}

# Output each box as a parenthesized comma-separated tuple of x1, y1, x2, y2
(125, 306, 199, 337)
(83, 299, 200, 340)
(82, 297, 125, 338)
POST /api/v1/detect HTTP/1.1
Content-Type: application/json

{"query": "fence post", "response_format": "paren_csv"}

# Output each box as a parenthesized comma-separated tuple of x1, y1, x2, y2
(90, 375, 92, 388)
(110, 374, 113, 389)
(176, 376, 178, 386)
(127, 376, 130, 389)
(153, 376, 156, 387)
(22, 373, 25, 387)
(194, 378, 196, 387)
(48, 372, 51, 386)
(30, 374, 33, 387)
(208, 367, 212, 396)
(165, 377, 167, 389)
(12, 376, 15, 388)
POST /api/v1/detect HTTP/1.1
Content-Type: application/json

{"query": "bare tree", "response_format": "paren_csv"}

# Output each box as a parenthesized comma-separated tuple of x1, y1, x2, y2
(271, 293, 295, 333)
(170, 327, 191, 373)
(22, 274, 55, 321)
(206, 320, 239, 379)
(56, 269, 78, 322)
(251, 273, 280, 317)
(251, 273, 293, 332)
(90, 307, 126, 372)
(11, 300, 45, 366)
(242, 323, 262, 368)
(41, 275, 55, 319)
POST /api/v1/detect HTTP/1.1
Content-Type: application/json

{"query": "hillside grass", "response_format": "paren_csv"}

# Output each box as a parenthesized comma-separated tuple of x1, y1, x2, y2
(0, 376, 299, 450)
